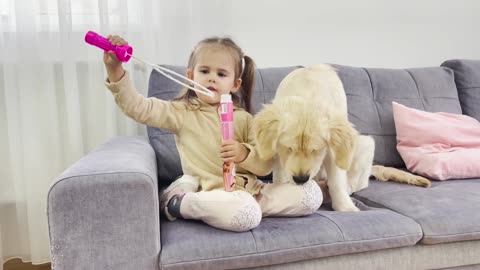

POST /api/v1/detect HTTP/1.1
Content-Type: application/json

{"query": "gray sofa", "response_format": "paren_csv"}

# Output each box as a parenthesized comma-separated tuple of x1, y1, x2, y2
(47, 59, 480, 270)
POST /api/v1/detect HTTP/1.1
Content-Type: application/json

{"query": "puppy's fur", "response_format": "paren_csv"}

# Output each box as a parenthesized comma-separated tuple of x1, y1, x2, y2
(253, 65, 430, 212)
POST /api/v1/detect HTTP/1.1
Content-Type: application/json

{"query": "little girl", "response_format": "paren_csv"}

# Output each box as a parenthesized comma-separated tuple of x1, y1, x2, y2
(103, 35, 323, 232)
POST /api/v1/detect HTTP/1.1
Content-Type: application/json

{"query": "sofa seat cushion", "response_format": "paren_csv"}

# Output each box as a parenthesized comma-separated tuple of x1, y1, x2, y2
(159, 199, 421, 270)
(354, 178, 480, 245)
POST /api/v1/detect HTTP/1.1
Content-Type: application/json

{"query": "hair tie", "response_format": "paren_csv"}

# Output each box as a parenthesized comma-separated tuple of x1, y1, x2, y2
(240, 56, 245, 77)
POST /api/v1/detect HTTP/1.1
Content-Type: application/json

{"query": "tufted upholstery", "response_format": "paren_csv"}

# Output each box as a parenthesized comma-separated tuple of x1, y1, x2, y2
(442, 59, 480, 122)
(333, 65, 461, 167)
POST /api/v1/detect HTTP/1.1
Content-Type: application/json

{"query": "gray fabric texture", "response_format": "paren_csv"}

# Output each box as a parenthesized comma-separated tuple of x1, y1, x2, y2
(354, 178, 480, 245)
(248, 240, 480, 270)
(160, 199, 422, 270)
(441, 59, 480, 122)
(258, 66, 302, 106)
(147, 65, 186, 188)
(47, 136, 160, 270)
(147, 65, 299, 186)
(332, 64, 461, 167)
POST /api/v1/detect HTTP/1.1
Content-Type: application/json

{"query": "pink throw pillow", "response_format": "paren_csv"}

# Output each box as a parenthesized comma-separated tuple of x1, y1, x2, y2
(393, 102, 480, 180)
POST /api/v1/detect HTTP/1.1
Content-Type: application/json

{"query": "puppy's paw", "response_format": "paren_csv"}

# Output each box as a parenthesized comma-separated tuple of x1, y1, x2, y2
(412, 176, 431, 188)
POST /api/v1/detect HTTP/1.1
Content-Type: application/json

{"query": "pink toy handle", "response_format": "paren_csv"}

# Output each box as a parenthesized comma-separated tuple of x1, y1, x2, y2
(85, 31, 133, 62)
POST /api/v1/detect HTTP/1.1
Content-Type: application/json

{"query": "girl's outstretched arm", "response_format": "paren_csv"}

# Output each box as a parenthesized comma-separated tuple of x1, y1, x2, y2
(105, 71, 186, 133)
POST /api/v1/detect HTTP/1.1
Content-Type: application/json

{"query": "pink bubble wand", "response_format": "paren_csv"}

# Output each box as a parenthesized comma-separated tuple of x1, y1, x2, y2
(85, 31, 214, 97)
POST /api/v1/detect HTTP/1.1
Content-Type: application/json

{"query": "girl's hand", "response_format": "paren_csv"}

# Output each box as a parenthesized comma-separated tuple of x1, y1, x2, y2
(103, 35, 128, 82)
(220, 140, 250, 163)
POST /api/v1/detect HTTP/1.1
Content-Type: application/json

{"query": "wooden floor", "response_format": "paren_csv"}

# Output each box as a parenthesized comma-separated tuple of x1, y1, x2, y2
(3, 259, 51, 270)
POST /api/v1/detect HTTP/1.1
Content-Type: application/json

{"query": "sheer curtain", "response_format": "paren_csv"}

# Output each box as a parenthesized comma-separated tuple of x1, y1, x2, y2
(0, 0, 205, 266)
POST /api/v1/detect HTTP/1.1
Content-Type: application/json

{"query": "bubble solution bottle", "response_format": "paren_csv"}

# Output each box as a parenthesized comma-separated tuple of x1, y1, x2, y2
(220, 94, 236, 192)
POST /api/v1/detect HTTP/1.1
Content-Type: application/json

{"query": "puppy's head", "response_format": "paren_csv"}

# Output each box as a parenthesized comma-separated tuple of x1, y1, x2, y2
(253, 98, 357, 185)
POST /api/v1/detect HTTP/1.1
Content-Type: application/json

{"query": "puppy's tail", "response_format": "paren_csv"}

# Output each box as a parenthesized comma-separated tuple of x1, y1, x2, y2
(371, 165, 431, 188)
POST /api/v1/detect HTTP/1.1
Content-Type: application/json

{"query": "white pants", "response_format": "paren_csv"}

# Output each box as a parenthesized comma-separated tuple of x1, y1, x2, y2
(177, 176, 322, 232)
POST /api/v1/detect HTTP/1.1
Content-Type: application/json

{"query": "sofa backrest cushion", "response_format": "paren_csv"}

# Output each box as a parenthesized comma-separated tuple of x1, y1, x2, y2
(147, 65, 299, 185)
(147, 63, 462, 183)
(441, 59, 480, 122)
(333, 64, 462, 167)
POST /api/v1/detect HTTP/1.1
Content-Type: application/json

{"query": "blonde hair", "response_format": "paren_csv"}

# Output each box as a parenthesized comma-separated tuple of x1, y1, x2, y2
(174, 37, 255, 113)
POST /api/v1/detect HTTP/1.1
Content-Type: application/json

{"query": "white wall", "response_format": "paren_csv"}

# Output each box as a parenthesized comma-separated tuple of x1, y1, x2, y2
(164, 0, 480, 68)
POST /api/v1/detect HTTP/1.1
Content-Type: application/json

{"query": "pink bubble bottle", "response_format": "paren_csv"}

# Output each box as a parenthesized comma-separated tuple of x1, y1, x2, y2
(220, 94, 236, 192)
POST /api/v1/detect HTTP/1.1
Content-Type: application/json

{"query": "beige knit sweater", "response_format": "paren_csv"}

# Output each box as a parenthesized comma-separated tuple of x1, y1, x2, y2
(105, 72, 272, 194)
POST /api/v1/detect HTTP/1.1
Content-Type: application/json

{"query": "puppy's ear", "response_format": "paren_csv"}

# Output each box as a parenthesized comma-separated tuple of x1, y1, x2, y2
(253, 104, 282, 160)
(327, 117, 358, 170)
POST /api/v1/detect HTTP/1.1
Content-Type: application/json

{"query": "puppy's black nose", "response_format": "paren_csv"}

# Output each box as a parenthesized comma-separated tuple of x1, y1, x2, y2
(293, 174, 310, 184)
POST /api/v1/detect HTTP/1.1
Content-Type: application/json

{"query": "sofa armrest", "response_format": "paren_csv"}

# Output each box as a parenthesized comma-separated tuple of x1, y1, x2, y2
(48, 136, 160, 270)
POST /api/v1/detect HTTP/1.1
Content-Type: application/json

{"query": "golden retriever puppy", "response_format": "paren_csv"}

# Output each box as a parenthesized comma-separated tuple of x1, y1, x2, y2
(253, 65, 430, 212)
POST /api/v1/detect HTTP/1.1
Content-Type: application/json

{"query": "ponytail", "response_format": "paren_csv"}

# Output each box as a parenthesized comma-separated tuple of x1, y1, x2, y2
(232, 55, 255, 113)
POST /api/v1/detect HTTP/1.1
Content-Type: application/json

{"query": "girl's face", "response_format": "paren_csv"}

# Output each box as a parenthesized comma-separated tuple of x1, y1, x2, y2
(187, 48, 241, 106)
